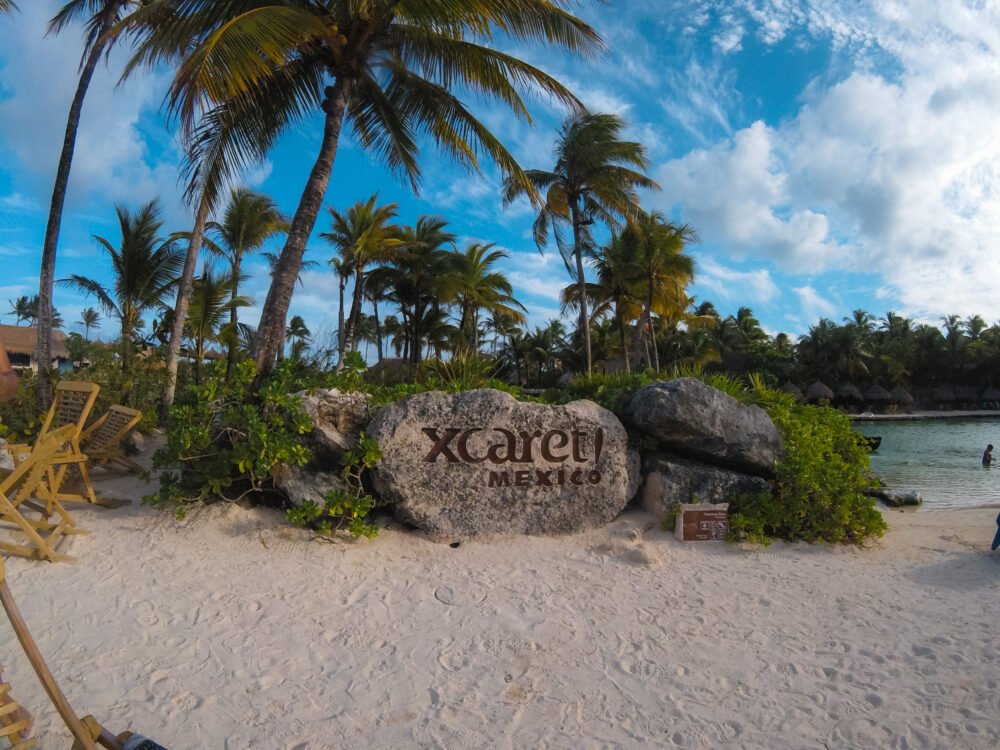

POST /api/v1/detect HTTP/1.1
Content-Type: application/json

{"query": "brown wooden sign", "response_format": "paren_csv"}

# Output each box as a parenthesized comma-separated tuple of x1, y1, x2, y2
(676, 504, 729, 541)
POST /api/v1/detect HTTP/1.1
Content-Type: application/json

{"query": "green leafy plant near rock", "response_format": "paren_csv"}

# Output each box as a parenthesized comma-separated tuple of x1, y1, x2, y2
(148, 360, 311, 515)
(286, 432, 382, 539)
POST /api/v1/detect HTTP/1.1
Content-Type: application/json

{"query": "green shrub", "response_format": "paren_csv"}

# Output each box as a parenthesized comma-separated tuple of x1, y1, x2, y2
(148, 360, 311, 515)
(285, 432, 382, 539)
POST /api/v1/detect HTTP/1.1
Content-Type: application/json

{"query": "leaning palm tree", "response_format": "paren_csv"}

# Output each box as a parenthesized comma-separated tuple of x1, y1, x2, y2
(59, 200, 183, 376)
(504, 112, 658, 374)
(321, 196, 404, 370)
(128, 1, 600, 377)
(36, 0, 143, 408)
(451, 243, 526, 352)
(80, 307, 101, 341)
(201, 187, 287, 378)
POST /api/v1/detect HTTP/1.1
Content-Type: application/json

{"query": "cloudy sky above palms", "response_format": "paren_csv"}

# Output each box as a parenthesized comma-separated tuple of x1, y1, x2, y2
(1, 0, 998, 344)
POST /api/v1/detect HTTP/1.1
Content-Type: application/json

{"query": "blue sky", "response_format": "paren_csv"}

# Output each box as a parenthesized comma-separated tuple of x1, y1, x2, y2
(2, 0, 999, 347)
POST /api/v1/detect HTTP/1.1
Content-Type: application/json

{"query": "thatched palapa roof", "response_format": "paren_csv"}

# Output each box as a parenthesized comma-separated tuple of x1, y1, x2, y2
(931, 385, 956, 402)
(0, 324, 69, 359)
(980, 386, 1000, 401)
(836, 383, 864, 402)
(954, 385, 978, 402)
(778, 381, 804, 401)
(805, 381, 834, 401)
(864, 384, 892, 402)
(890, 385, 914, 405)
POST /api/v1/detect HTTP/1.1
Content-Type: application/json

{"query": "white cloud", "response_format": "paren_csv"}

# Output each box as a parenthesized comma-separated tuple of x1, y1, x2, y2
(794, 285, 837, 321)
(696, 258, 780, 304)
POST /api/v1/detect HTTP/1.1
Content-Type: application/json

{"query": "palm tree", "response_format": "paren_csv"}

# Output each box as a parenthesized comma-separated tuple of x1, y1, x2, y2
(284, 315, 311, 360)
(320, 196, 403, 370)
(0, 1, 17, 15)
(23, 296, 64, 329)
(59, 200, 183, 376)
(451, 243, 525, 352)
(186, 265, 249, 384)
(80, 307, 101, 341)
(504, 112, 657, 374)
(36, 0, 143, 408)
(201, 187, 286, 378)
(133, 1, 600, 377)
(7, 296, 32, 326)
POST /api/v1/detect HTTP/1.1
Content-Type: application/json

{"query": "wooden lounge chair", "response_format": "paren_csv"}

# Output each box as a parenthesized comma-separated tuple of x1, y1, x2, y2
(79, 407, 144, 477)
(0, 424, 86, 563)
(0, 558, 168, 749)
(0, 662, 34, 749)
(5, 382, 102, 508)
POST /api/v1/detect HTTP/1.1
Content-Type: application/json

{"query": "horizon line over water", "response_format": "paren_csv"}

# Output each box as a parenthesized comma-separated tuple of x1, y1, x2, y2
(857, 417, 1000, 511)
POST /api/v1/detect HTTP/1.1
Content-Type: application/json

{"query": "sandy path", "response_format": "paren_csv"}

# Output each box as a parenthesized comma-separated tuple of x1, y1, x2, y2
(1, 472, 998, 749)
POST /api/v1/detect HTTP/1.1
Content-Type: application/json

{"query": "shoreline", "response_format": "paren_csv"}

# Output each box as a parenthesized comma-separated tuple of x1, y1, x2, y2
(851, 410, 1000, 421)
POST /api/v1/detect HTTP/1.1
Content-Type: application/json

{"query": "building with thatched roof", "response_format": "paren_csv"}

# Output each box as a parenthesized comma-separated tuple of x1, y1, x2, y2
(778, 381, 803, 401)
(980, 386, 1000, 408)
(864, 384, 892, 413)
(0, 324, 70, 373)
(931, 385, 956, 404)
(890, 386, 914, 413)
(805, 381, 834, 403)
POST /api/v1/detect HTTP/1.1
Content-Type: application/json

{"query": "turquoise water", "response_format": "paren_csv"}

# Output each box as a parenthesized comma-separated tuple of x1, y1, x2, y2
(856, 418, 1000, 510)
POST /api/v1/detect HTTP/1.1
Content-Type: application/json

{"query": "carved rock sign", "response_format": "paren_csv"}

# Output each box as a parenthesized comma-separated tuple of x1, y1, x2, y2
(368, 389, 640, 538)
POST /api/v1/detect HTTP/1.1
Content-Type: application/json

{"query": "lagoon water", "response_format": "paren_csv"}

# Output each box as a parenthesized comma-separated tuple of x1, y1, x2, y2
(856, 418, 1000, 510)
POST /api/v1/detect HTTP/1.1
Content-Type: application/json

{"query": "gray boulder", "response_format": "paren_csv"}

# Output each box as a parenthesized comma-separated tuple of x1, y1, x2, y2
(866, 488, 922, 507)
(641, 453, 769, 517)
(296, 388, 371, 459)
(273, 464, 346, 507)
(624, 378, 783, 476)
(367, 389, 640, 539)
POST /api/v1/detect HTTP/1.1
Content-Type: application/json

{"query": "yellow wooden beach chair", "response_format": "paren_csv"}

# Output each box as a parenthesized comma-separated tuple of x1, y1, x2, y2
(0, 424, 86, 563)
(5, 382, 102, 508)
(0, 662, 34, 749)
(79, 406, 144, 477)
(0, 558, 169, 750)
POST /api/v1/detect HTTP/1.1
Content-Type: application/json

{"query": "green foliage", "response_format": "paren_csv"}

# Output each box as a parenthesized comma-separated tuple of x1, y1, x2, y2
(82, 343, 172, 429)
(148, 360, 311, 513)
(286, 433, 382, 539)
(0, 371, 40, 440)
(419, 352, 499, 391)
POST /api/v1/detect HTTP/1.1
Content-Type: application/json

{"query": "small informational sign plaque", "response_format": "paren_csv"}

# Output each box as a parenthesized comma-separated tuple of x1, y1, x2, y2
(674, 503, 729, 542)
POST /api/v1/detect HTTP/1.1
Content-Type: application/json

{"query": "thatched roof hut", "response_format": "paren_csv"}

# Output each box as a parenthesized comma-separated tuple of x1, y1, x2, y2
(778, 381, 804, 401)
(0, 324, 69, 361)
(980, 386, 1000, 402)
(931, 385, 956, 403)
(805, 381, 834, 402)
(954, 385, 978, 403)
(890, 386, 914, 406)
(836, 383, 864, 402)
(864, 384, 892, 403)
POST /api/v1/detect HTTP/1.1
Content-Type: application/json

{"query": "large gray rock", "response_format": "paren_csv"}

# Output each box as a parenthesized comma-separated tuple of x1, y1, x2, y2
(368, 389, 640, 539)
(641, 453, 769, 517)
(296, 388, 371, 459)
(624, 378, 783, 476)
(273, 464, 346, 507)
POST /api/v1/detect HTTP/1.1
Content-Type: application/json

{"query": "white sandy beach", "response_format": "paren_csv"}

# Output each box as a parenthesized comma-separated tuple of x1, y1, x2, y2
(2, 467, 999, 750)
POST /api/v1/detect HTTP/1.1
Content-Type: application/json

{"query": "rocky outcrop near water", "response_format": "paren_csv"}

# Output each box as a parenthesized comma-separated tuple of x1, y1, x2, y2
(367, 389, 640, 538)
(623, 378, 783, 476)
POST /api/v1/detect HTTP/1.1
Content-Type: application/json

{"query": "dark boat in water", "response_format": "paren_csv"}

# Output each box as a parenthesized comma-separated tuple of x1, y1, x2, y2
(857, 435, 882, 451)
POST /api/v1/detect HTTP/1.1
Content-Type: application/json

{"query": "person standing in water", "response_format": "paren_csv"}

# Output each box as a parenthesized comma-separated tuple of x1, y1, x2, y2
(983, 444, 994, 466)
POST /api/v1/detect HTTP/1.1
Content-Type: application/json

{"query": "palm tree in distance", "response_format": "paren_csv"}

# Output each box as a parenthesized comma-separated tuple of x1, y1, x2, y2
(504, 112, 658, 374)
(285, 315, 311, 361)
(451, 243, 526, 352)
(7, 296, 32, 326)
(59, 200, 183, 379)
(321, 196, 404, 370)
(36, 0, 143, 409)
(80, 307, 101, 341)
(130, 1, 601, 377)
(186, 265, 249, 384)
(200, 187, 287, 379)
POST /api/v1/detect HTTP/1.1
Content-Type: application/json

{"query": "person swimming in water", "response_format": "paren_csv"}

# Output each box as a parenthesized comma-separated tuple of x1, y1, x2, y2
(983, 444, 994, 466)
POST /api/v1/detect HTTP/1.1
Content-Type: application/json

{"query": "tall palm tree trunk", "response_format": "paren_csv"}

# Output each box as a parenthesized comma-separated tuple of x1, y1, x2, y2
(36, 21, 111, 410)
(617, 312, 631, 373)
(256, 81, 350, 377)
(225, 256, 241, 381)
(336, 274, 346, 361)
(373, 298, 383, 362)
(337, 267, 365, 371)
(161, 194, 210, 418)
(649, 315, 660, 371)
(570, 208, 592, 374)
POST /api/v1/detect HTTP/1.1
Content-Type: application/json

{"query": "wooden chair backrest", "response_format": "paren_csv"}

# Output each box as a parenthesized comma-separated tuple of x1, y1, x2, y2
(0, 426, 76, 507)
(36, 383, 100, 447)
(81, 407, 142, 454)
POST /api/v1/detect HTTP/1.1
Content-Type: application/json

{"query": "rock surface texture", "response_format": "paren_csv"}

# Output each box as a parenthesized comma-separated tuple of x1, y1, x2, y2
(296, 388, 371, 460)
(624, 378, 783, 476)
(273, 464, 346, 507)
(641, 454, 769, 517)
(367, 389, 640, 539)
